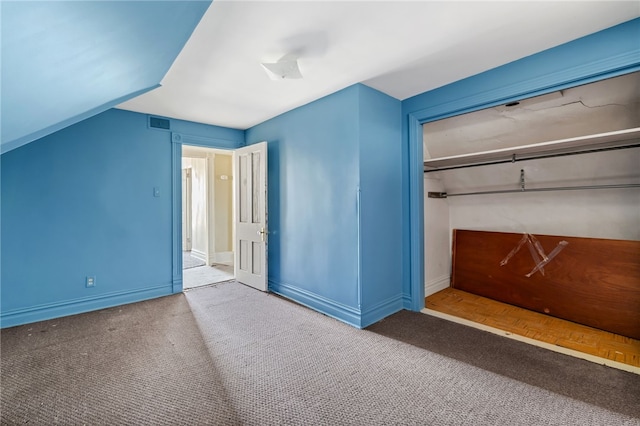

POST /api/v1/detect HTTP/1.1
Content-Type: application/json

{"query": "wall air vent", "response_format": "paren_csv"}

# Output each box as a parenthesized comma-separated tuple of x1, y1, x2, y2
(149, 116, 171, 131)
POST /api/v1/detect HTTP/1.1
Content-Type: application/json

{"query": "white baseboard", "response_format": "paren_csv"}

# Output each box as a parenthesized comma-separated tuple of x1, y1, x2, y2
(213, 251, 233, 265)
(425, 275, 450, 297)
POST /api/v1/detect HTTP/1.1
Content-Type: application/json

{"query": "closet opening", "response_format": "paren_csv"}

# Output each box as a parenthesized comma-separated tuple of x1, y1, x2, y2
(421, 71, 640, 372)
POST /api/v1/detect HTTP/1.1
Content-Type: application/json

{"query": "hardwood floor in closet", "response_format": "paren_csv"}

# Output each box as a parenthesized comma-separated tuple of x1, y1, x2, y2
(425, 288, 640, 370)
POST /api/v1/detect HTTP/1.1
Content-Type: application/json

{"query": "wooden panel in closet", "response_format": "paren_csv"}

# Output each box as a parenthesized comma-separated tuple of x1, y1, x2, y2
(451, 229, 640, 339)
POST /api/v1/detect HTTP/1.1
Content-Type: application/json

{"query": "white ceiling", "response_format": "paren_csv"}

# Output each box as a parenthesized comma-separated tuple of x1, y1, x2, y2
(117, 1, 640, 130)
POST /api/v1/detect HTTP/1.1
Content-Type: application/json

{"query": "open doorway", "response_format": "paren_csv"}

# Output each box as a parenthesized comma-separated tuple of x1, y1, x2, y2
(182, 145, 234, 289)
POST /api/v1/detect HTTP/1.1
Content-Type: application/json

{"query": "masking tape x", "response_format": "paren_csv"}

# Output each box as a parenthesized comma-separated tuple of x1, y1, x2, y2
(500, 233, 568, 278)
(525, 241, 568, 278)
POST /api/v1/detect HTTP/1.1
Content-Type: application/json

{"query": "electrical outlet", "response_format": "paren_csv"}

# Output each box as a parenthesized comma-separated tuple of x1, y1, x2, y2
(86, 276, 96, 288)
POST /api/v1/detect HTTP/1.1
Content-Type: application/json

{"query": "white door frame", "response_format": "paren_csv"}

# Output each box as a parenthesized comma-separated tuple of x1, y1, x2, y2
(173, 136, 265, 293)
(181, 168, 193, 252)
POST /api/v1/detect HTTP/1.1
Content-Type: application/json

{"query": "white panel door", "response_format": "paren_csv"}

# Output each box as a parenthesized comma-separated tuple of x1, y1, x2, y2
(234, 142, 268, 291)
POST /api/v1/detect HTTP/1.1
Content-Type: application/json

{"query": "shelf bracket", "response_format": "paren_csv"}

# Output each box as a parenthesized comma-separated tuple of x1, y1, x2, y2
(520, 169, 525, 191)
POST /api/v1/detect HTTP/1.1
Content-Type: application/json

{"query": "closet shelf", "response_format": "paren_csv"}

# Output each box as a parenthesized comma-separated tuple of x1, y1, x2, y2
(423, 127, 640, 172)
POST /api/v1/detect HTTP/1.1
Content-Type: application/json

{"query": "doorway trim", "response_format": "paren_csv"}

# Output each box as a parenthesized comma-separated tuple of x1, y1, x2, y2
(182, 168, 193, 252)
(406, 57, 639, 311)
(170, 132, 240, 293)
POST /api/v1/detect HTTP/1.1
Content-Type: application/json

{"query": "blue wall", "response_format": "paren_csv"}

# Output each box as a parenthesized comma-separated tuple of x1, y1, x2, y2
(246, 84, 403, 328)
(357, 86, 403, 326)
(400, 18, 640, 311)
(1, 109, 243, 327)
(246, 86, 361, 324)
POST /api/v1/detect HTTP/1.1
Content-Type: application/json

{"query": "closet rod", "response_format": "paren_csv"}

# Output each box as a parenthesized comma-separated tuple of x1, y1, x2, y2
(424, 143, 640, 173)
(428, 183, 640, 199)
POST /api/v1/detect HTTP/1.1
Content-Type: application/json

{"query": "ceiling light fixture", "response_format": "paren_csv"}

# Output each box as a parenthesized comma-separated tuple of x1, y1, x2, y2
(261, 58, 303, 80)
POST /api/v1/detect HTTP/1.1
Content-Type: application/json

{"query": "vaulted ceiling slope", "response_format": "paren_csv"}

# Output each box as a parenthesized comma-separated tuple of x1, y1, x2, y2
(1, 1, 211, 154)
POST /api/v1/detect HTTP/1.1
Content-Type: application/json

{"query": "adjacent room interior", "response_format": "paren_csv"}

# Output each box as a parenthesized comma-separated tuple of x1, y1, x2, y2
(181, 145, 235, 289)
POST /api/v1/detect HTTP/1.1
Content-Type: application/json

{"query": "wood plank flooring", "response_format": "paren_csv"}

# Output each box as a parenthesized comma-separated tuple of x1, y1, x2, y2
(425, 288, 640, 370)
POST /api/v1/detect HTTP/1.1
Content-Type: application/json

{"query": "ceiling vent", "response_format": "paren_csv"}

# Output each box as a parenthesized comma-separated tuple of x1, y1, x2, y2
(148, 116, 171, 131)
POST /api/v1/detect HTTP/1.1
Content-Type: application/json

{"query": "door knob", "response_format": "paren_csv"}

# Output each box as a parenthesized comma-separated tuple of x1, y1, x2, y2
(258, 227, 269, 241)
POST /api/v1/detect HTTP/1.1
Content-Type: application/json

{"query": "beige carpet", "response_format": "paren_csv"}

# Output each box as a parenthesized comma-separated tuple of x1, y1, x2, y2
(1, 281, 639, 425)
